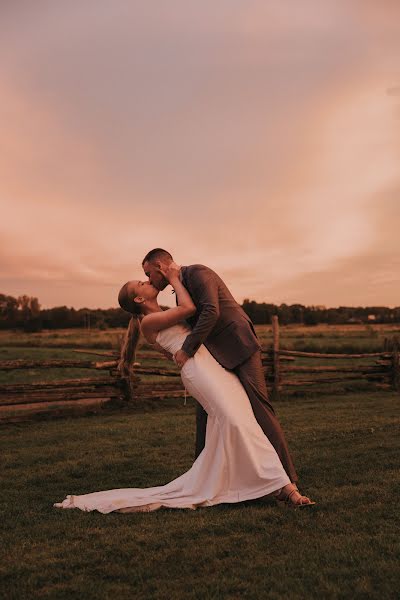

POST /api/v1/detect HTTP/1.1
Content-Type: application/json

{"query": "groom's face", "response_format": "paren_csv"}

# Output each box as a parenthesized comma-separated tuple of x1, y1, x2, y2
(142, 260, 169, 291)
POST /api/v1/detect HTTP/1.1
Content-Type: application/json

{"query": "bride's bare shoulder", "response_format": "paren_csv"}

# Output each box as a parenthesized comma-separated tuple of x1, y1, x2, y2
(140, 315, 158, 344)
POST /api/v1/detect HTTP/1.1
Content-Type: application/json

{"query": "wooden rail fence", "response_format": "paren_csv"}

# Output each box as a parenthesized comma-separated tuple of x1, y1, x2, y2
(266, 317, 400, 397)
(0, 317, 398, 421)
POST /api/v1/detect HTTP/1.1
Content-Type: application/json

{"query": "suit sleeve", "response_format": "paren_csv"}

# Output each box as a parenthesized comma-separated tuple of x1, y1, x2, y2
(181, 269, 220, 357)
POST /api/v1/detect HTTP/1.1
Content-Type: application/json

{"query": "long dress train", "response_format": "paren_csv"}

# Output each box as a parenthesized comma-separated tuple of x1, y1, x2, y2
(54, 324, 290, 513)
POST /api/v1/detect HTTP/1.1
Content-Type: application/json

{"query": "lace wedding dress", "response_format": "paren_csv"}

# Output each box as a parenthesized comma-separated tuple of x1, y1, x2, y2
(54, 323, 290, 513)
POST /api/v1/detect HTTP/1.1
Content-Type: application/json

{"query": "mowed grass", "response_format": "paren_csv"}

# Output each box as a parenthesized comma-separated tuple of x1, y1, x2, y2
(1, 392, 399, 599)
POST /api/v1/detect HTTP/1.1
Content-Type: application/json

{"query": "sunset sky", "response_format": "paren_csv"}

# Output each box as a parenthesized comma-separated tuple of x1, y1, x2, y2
(1, 1, 399, 309)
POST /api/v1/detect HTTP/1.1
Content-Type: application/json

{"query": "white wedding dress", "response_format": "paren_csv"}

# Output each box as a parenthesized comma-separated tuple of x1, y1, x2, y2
(54, 323, 290, 513)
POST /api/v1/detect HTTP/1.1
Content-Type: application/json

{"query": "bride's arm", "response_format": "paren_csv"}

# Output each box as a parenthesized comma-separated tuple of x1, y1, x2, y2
(141, 266, 196, 343)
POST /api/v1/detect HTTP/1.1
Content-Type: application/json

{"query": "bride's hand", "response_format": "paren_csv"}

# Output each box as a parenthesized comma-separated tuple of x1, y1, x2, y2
(159, 263, 180, 283)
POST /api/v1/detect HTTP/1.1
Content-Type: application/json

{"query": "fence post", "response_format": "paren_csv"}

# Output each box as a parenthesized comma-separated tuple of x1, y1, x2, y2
(272, 315, 281, 399)
(383, 337, 389, 352)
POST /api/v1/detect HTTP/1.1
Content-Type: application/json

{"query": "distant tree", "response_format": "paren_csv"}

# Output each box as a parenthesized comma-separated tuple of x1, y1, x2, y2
(290, 304, 305, 324)
(326, 309, 341, 325)
(1, 292, 400, 330)
(0, 294, 19, 328)
(302, 307, 319, 326)
(278, 303, 290, 325)
(17, 295, 42, 332)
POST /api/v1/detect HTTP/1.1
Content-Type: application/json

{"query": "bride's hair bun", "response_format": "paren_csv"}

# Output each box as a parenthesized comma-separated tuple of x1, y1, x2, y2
(118, 282, 143, 316)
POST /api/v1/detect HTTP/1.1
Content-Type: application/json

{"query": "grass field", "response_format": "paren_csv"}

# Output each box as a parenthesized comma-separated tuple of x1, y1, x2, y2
(2, 323, 400, 352)
(1, 323, 399, 387)
(1, 327, 399, 598)
(1, 391, 399, 599)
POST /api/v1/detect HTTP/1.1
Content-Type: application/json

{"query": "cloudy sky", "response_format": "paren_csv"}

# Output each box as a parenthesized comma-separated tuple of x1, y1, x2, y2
(1, 1, 399, 309)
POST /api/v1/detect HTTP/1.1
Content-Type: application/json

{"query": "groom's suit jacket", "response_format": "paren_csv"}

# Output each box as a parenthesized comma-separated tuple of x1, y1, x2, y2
(180, 265, 260, 369)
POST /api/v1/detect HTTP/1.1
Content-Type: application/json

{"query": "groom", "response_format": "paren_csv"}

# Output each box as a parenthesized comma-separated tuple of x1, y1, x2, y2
(142, 248, 298, 483)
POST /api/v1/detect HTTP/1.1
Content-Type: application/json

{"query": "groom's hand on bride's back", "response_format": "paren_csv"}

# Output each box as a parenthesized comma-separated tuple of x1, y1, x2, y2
(174, 349, 190, 368)
(153, 342, 173, 361)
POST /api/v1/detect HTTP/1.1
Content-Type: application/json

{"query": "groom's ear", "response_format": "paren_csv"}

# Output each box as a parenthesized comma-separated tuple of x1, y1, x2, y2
(134, 296, 145, 304)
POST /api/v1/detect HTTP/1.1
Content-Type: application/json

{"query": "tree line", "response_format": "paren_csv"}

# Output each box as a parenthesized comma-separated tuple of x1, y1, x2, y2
(1, 293, 399, 332)
(0, 294, 130, 332)
(242, 299, 400, 326)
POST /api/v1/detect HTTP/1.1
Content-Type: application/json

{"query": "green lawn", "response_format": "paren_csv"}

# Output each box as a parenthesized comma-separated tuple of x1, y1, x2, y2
(1, 392, 399, 599)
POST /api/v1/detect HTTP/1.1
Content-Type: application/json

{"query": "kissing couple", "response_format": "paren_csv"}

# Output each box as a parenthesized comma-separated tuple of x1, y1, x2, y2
(54, 249, 315, 513)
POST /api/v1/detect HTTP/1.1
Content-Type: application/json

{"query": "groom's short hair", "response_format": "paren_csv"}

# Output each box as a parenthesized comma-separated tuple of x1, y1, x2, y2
(142, 248, 173, 266)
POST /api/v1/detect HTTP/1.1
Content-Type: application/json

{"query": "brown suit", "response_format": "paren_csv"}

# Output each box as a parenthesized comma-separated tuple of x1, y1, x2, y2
(180, 264, 297, 483)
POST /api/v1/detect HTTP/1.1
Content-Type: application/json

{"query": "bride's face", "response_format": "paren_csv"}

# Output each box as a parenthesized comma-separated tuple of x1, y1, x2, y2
(131, 280, 159, 302)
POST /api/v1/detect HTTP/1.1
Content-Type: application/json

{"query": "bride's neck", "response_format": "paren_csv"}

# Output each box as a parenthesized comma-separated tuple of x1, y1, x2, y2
(142, 301, 163, 316)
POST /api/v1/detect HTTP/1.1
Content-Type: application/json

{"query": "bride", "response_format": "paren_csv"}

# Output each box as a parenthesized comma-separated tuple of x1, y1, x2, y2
(54, 265, 315, 513)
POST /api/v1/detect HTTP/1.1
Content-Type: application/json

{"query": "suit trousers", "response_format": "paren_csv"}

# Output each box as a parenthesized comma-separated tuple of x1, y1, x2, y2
(194, 350, 298, 483)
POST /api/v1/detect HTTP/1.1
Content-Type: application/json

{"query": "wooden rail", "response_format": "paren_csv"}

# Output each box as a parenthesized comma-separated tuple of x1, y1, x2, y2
(0, 319, 398, 421)
(265, 318, 399, 398)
